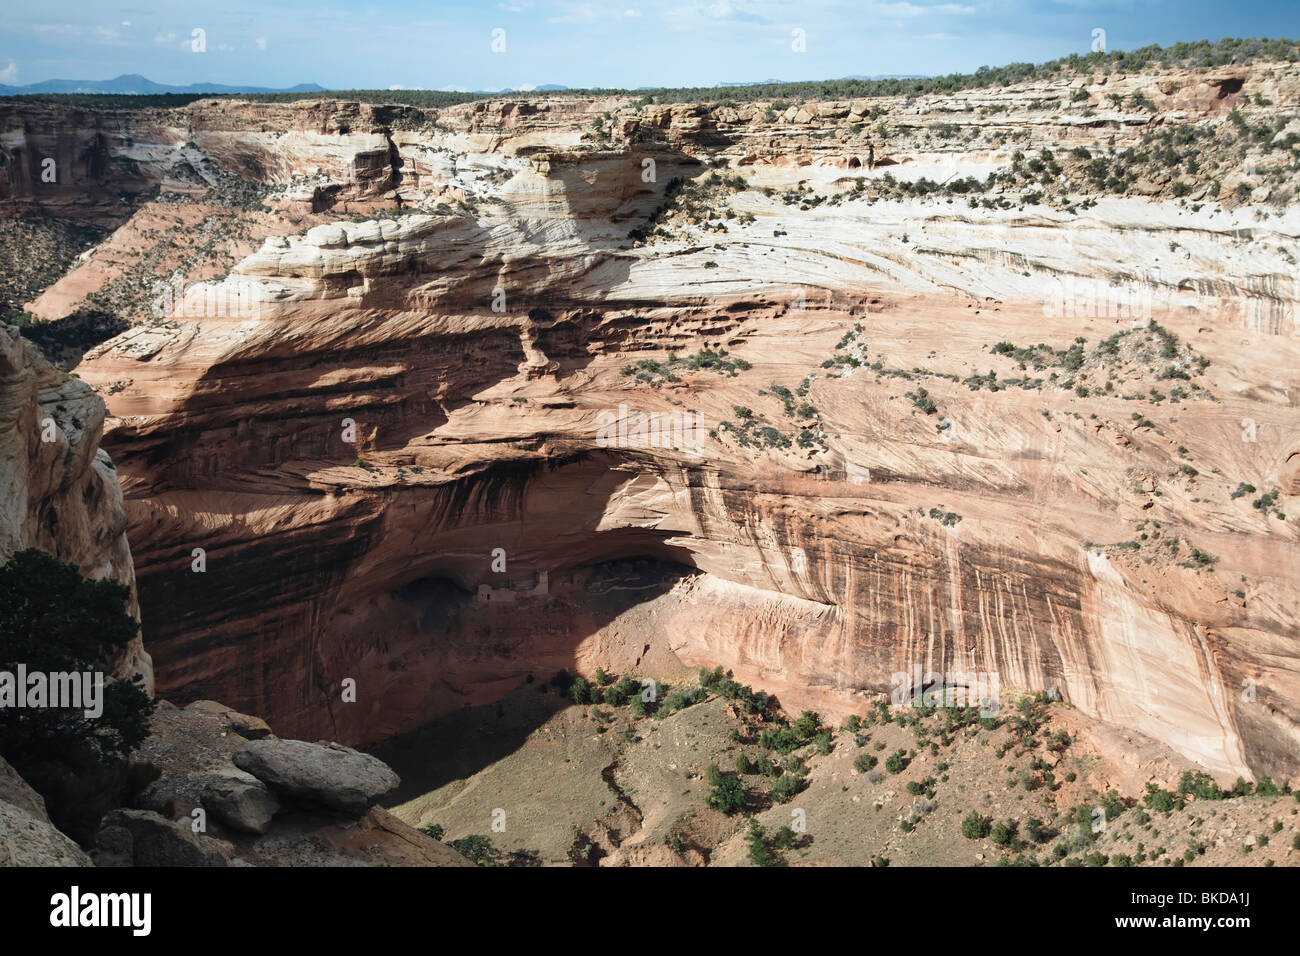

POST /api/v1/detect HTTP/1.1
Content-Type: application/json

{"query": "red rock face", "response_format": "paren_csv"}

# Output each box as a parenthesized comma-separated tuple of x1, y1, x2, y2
(8, 63, 1300, 786)
(0, 326, 151, 690)
(82, 276, 1299, 784)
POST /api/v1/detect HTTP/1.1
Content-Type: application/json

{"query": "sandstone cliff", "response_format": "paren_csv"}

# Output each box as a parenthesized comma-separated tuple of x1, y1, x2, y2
(4, 59, 1299, 787)
(0, 323, 151, 689)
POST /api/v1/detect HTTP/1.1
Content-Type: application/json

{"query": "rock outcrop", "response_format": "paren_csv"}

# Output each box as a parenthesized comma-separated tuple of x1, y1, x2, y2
(232, 739, 399, 815)
(0, 756, 92, 866)
(98, 699, 463, 866)
(0, 324, 151, 690)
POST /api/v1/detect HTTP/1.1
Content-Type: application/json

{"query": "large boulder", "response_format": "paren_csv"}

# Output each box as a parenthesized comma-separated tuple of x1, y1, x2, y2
(232, 739, 399, 815)
(201, 771, 279, 834)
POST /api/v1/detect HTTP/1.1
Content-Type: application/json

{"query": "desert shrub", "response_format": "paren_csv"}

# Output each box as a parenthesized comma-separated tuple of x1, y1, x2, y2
(1256, 776, 1282, 797)
(450, 834, 503, 866)
(569, 677, 592, 704)
(657, 686, 702, 717)
(962, 811, 991, 839)
(1178, 771, 1224, 801)
(990, 819, 1017, 846)
(745, 820, 780, 866)
(770, 772, 805, 804)
(707, 773, 747, 814)
(1143, 784, 1178, 812)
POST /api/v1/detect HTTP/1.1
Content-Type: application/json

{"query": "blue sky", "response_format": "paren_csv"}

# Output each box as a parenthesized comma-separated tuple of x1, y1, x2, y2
(1, 0, 1297, 91)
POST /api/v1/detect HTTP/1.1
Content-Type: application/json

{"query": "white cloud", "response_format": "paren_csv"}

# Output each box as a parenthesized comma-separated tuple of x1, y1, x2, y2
(549, 1, 645, 23)
(153, 32, 177, 45)
(548, 3, 604, 22)
(256, 36, 267, 50)
(868, 1, 974, 15)
(0, 62, 17, 84)
(32, 23, 129, 46)
(660, 1, 774, 32)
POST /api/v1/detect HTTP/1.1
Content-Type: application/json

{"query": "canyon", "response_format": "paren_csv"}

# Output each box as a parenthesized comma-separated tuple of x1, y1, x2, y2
(2, 53, 1299, 817)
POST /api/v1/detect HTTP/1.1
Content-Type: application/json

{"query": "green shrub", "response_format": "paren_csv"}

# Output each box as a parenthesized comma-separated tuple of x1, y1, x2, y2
(1143, 784, 1178, 812)
(745, 820, 780, 866)
(961, 812, 991, 839)
(1178, 770, 1224, 800)
(707, 773, 747, 814)
(450, 834, 503, 866)
(770, 772, 805, 804)
(990, 820, 1017, 846)
(569, 677, 591, 704)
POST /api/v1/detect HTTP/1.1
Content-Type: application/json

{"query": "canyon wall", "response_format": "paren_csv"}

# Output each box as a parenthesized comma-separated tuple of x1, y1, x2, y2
(5, 60, 1299, 783)
(0, 324, 151, 689)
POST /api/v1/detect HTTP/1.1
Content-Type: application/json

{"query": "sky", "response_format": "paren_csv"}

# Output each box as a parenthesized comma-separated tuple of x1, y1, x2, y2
(1, 0, 1298, 91)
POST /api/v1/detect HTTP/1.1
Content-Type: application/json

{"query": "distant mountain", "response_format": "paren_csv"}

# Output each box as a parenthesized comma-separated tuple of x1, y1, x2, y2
(0, 74, 325, 96)
(476, 84, 570, 93)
